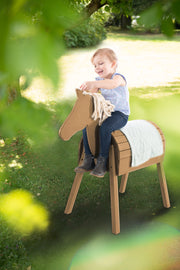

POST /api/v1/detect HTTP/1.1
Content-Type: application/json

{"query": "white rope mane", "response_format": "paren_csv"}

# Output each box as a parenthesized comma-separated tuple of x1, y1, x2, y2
(83, 91, 115, 125)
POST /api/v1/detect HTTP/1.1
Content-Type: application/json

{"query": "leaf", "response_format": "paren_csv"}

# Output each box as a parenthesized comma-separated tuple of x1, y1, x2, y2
(172, 0, 180, 21)
(111, 6, 121, 14)
(11, 0, 27, 14)
(161, 16, 174, 37)
(105, 6, 110, 12)
(2, 0, 79, 89)
(42, 0, 79, 29)
(5, 25, 60, 87)
(101, 0, 107, 4)
(138, 2, 163, 27)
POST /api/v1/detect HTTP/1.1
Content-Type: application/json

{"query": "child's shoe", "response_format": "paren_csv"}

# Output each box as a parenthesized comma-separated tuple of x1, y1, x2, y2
(74, 154, 95, 173)
(90, 156, 107, 178)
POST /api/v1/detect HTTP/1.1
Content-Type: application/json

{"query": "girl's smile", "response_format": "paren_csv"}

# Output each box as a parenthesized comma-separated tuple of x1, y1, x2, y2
(92, 54, 116, 79)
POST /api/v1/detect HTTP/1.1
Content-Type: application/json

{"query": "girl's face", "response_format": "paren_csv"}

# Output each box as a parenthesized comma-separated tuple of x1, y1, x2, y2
(92, 54, 116, 79)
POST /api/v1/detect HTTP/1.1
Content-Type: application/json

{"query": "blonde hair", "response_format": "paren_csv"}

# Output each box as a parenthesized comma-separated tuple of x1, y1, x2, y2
(91, 48, 118, 67)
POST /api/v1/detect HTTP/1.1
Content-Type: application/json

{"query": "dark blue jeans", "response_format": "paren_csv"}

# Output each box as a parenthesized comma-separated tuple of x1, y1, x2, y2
(83, 111, 129, 160)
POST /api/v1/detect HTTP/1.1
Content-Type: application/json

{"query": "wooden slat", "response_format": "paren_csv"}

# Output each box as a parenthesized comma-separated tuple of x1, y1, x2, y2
(147, 120, 165, 151)
(157, 162, 170, 208)
(119, 173, 129, 193)
(128, 155, 164, 173)
(113, 136, 129, 144)
(119, 149, 131, 158)
(118, 155, 164, 176)
(117, 142, 131, 151)
(118, 157, 131, 175)
(112, 130, 124, 137)
(109, 145, 120, 234)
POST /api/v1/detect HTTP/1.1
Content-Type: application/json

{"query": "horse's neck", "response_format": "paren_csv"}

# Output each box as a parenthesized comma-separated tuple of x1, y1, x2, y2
(86, 119, 99, 157)
(59, 90, 98, 148)
(77, 90, 99, 156)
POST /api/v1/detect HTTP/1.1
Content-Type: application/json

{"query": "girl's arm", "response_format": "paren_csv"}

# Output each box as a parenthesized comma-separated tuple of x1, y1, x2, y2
(80, 75, 126, 91)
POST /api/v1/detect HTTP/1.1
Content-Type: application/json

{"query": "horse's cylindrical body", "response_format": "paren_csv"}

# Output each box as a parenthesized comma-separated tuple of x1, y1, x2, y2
(79, 121, 165, 176)
(111, 121, 165, 176)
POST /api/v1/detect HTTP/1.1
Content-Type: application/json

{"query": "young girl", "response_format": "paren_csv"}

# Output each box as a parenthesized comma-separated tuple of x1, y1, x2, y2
(75, 48, 130, 178)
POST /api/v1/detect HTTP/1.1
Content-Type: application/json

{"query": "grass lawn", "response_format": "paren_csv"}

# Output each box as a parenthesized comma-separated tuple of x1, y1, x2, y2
(0, 34, 180, 269)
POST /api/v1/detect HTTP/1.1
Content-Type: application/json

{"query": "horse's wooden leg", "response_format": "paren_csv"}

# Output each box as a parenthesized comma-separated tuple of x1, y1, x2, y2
(119, 173, 129, 193)
(64, 172, 84, 214)
(64, 152, 85, 214)
(157, 162, 170, 208)
(109, 145, 120, 234)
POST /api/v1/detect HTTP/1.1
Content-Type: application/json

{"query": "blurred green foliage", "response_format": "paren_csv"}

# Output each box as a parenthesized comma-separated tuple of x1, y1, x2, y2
(0, 0, 79, 144)
(0, 189, 49, 235)
(0, 0, 78, 86)
(70, 223, 180, 270)
(138, 0, 180, 37)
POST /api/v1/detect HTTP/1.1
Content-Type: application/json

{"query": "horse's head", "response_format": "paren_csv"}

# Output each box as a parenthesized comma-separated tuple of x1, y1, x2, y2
(59, 89, 94, 141)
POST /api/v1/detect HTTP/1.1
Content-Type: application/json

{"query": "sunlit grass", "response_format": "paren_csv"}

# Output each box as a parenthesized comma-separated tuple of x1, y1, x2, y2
(0, 164, 5, 173)
(130, 81, 180, 99)
(0, 139, 5, 147)
(107, 30, 180, 42)
(8, 159, 23, 169)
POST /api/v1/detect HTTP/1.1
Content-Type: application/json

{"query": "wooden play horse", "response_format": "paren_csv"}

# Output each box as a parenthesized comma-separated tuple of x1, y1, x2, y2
(59, 89, 170, 234)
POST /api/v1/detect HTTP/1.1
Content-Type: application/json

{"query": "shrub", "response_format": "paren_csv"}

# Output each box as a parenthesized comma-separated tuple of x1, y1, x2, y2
(64, 14, 107, 48)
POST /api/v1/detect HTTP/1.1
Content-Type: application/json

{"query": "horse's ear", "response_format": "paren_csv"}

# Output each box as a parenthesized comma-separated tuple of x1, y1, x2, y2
(76, 88, 81, 97)
(76, 88, 82, 97)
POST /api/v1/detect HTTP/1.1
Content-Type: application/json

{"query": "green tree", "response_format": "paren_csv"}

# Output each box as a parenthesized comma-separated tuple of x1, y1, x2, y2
(138, 0, 180, 36)
(78, 0, 180, 35)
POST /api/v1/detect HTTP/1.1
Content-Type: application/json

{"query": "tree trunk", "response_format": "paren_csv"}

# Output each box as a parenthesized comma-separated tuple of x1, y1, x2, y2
(84, 0, 107, 17)
(120, 15, 132, 30)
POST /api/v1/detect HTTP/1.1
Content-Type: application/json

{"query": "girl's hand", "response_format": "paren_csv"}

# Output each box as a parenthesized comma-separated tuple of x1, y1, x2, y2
(80, 81, 96, 91)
